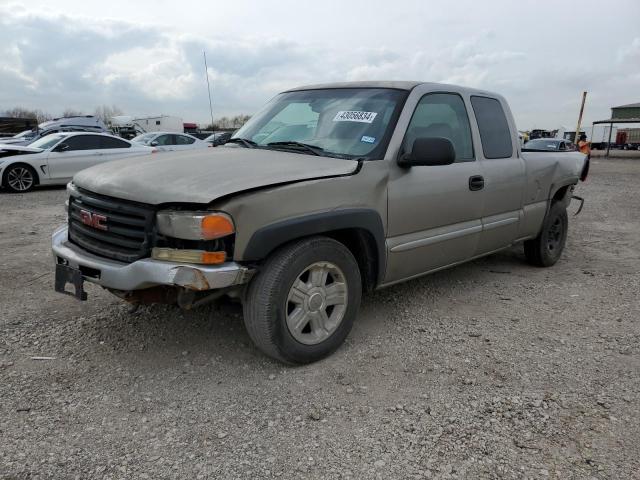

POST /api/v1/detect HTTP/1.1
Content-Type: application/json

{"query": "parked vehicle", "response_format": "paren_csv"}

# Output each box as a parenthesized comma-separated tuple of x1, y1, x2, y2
(52, 81, 588, 364)
(109, 116, 146, 140)
(0, 132, 153, 193)
(131, 132, 210, 151)
(617, 128, 640, 150)
(523, 138, 576, 151)
(528, 129, 554, 140)
(0, 115, 108, 146)
(204, 131, 233, 146)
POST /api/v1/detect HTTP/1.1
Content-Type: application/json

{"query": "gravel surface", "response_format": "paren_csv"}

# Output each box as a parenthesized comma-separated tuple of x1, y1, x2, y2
(1, 158, 639, 479)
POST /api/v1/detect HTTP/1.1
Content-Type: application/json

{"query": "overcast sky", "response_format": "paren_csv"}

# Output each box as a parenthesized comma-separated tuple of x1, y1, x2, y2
(1, 0, 638, 129)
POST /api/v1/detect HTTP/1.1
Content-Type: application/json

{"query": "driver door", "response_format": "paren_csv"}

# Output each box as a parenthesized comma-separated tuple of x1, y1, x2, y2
(46, 135, 102, 181)
(385, 91, 485, 283)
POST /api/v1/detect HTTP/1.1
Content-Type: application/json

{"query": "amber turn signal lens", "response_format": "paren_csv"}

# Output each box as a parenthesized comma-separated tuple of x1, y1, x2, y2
(200, 251, 226, 264)
(201, 214, 234, 240)
(152, 248, 226, 265)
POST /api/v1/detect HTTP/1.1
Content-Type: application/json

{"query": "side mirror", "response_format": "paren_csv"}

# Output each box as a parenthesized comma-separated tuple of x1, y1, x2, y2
(398, 137, 455, 167)
(150, 141, 159, 146)
(54, 143, 69, 152)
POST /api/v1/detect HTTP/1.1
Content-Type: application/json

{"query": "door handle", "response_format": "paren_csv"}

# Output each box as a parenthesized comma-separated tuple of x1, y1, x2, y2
(469, 175, 484, 191)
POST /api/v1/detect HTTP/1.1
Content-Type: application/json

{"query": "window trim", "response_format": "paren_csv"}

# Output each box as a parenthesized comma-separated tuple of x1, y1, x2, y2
(469, 95, 514, 160)
(400, 91, 476, 163)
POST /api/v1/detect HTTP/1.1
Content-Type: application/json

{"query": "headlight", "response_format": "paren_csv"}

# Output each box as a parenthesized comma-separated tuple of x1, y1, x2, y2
(156, 211, 234, 240)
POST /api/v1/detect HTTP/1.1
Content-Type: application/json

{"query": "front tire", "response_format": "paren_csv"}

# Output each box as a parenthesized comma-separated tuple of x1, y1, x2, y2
(524, 202, 568, 267)
(243, 236, 362, 364)
(3, 164, 37, 193)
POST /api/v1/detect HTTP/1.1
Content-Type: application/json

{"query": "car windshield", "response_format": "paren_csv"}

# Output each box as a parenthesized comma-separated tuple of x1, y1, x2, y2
(29, 134, 66, 150)
(232, 88, 408, 159)
(525, 139, 559, 150)
(132, 133, 157, 145)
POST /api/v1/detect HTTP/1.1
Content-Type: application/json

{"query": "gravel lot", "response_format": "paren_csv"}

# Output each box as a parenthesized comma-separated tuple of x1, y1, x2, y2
(1, 158, 639, 479)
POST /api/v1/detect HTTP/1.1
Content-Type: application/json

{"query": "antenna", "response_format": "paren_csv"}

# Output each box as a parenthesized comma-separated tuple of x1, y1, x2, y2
(203, 51, 215, 131)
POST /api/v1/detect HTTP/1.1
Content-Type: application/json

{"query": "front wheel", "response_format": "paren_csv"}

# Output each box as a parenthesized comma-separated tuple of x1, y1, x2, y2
(3, 164, 37, 193)
(243, 236, 362, 364)
(524, 202, 568, 267)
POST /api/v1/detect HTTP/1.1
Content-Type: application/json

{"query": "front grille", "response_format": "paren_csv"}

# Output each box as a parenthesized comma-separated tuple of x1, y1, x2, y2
(68, 187, 155, 263)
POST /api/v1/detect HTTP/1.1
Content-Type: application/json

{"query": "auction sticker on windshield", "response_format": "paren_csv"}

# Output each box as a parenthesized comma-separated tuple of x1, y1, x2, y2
(333, 111, 378, 123)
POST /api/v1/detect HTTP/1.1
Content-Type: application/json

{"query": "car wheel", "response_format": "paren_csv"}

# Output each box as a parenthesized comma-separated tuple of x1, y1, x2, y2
(524, 202, 568, 267)
(243, 236, 362, 364)
(3, 164, 37, 193)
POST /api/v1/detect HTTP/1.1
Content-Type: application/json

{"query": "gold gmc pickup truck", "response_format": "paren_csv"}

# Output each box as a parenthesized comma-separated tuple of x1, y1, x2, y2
(52, 81, 588, 364)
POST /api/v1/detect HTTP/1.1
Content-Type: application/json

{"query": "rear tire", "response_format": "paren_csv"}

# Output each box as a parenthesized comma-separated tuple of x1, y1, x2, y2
(243, 236, 362, 364)
(524, 202, 568, 267)
(2, 164, 37, 193)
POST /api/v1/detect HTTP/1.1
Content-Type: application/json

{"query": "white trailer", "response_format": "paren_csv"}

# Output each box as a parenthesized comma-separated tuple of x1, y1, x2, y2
(588, 124, 617, 149)
(134, 115, 183, 133)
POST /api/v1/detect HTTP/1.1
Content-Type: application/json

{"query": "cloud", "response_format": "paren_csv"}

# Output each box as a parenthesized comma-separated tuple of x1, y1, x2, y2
(618, 37, 640, 64)
(0, 2, 638, 129)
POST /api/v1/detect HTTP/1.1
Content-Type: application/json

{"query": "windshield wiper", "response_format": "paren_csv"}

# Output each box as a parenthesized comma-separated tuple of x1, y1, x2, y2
(266, 141, 324, 156)
(226, 137, 257, 148)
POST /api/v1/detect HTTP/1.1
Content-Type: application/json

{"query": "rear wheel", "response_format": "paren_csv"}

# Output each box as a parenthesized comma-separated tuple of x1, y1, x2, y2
(243, 236, 362, 364)
(524, 202, 568, 267)
(3, 164, 37, 193)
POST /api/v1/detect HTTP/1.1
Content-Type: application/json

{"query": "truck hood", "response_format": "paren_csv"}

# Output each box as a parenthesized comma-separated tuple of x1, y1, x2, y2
(73, 147, 360, 205)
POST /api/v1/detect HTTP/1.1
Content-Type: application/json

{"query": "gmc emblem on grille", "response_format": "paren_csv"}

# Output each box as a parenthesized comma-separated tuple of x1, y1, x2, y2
(79, 209, 108, 231)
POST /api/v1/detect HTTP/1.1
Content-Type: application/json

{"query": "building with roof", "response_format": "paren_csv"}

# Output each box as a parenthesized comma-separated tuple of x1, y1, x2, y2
(591, 101, 640, 155)
(611, 103, 640, 120)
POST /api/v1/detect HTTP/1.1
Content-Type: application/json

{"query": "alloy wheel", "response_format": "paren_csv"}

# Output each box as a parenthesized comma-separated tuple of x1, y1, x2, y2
(7, 167, 34, 192)
(285, 261, 348, 345)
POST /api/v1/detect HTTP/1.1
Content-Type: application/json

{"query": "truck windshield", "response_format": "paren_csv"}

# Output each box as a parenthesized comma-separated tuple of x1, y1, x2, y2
(232, 88, 407, 159)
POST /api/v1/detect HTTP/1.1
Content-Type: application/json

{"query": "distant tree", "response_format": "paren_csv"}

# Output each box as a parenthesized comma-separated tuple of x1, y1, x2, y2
(204, 114, 250, 130)
(4, 107, 52, 124)
(230, 114, 250, 128)
(94, 104, 124, 124)
(62, 108, 84, 117)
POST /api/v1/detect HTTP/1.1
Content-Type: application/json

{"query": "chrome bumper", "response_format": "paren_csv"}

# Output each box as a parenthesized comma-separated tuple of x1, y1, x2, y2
(51, 226, 252, 291)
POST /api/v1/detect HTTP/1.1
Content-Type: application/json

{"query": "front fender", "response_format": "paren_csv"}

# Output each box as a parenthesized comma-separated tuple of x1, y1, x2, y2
(242, 208, 386, 283)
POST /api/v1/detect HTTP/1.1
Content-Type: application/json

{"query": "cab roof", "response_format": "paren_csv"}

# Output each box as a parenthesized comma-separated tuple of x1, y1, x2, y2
(285, 81, 500, 98)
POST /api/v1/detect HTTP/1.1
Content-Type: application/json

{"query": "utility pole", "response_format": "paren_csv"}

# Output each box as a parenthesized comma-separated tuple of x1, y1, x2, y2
(574, 91, 587, 145)
(203, 51, 215, 131)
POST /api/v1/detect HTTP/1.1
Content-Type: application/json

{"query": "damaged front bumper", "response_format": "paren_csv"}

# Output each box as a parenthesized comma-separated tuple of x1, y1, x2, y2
(51, 226, 253, 300)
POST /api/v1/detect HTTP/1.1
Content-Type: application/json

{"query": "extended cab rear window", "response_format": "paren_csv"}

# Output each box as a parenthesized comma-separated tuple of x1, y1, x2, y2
(470, 96, 513, 159)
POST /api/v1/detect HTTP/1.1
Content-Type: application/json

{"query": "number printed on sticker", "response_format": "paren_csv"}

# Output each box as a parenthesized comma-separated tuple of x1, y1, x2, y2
(333, 111, 378, 123)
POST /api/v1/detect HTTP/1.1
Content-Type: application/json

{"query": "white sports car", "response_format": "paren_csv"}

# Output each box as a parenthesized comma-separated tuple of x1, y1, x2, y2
(0, 132, 154, 193)
(131, 132, 210, 152)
